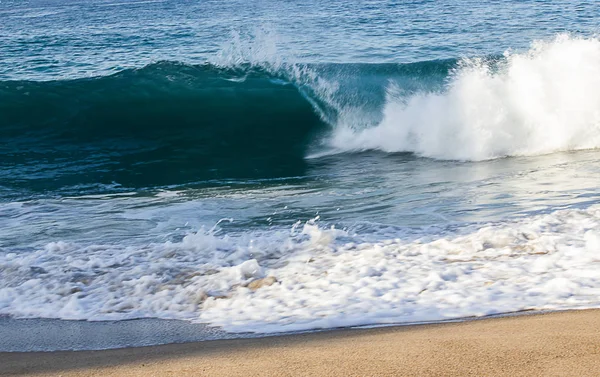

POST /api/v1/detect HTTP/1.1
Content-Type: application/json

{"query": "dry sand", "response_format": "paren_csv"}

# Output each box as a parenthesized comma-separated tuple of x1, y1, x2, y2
(2, 310, 600, 376)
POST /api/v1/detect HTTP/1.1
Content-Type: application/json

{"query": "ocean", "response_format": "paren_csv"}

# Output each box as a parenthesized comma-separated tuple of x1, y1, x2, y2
(2, 0, 600, 345)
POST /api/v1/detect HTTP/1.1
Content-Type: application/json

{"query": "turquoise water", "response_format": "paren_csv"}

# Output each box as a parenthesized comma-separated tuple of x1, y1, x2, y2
(2, 0, 600, 338)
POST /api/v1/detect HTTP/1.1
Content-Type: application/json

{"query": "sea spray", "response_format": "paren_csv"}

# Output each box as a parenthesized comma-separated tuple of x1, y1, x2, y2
(329, 35, 600, 160)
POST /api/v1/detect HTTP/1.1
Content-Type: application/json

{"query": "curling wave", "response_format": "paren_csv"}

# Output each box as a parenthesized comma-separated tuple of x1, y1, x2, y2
(0, 63, 329, 191)
(3, 35, 600, 193)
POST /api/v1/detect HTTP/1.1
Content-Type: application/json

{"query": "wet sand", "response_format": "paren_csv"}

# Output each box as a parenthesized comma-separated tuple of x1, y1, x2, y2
(2, 310, 600, 376)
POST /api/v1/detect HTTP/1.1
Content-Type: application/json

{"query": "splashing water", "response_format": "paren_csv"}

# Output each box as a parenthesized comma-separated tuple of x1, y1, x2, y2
(328, 35, 600, 160)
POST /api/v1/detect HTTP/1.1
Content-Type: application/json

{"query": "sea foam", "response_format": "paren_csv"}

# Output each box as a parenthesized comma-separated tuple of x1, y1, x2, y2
(328, 35, 600, 160)
(2, 206, 600, 333)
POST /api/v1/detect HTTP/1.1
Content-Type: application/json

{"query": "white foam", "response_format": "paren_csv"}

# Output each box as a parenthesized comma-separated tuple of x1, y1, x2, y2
(329, 35, 600, 160)
(2, 207, 600, 333)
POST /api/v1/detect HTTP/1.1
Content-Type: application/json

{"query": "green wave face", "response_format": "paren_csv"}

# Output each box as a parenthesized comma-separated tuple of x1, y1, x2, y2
(0, 63, 331, 192)
(0, 60, 456, 194)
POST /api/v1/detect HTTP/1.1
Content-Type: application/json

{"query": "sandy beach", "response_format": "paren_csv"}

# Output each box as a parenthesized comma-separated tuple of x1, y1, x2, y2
(2, 310, 600, 376)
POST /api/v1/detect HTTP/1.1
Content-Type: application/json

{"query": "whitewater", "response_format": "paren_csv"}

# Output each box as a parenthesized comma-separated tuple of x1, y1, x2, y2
(324, 35, 600, 160)
(4, 205, 600, 333)
(3, 0, 600, 345)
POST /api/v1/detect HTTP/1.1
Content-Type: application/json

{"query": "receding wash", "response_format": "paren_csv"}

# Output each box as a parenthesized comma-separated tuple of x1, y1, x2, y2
(2, 0, 600, 338)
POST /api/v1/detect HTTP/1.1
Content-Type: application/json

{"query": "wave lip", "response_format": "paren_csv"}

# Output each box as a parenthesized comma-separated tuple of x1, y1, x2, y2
(328, 35, 600, 161)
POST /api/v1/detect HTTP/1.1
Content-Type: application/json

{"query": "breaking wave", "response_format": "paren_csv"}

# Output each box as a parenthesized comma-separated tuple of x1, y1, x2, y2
(329, 35, 600, 160)
(2, 34, 600, 193)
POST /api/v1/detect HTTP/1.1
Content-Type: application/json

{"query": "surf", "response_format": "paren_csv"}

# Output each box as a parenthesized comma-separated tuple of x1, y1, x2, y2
(328, 35, 600, 160)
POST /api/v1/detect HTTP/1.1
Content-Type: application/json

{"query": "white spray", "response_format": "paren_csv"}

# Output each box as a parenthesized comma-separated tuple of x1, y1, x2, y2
(330, 35, 600, 160)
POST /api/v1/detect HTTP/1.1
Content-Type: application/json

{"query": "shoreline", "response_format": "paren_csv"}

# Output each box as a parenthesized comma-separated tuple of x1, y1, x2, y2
(2, 309, 600, 376)
(0, 316, 237, 352)
(0, 309, 554, 352)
